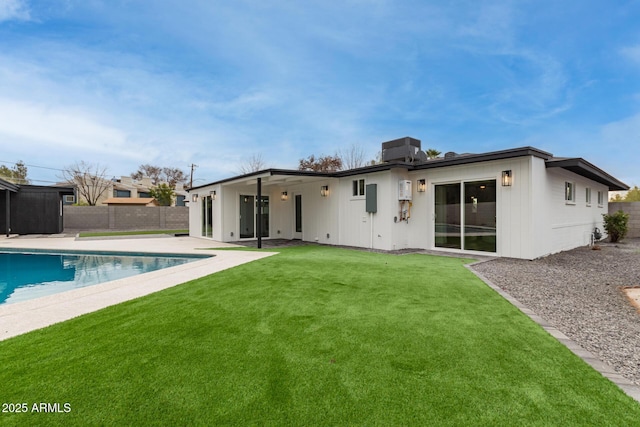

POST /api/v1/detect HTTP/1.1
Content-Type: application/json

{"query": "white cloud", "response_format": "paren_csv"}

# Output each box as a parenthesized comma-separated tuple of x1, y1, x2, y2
(620, 45, 640, 65)
(0, 0, 30, 22)
(0, 98, 135, 158)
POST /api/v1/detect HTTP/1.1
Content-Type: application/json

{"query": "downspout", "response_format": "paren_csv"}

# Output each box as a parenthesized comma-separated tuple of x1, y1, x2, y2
(5, 189, 10, 237)
(257, 177, 262, 249)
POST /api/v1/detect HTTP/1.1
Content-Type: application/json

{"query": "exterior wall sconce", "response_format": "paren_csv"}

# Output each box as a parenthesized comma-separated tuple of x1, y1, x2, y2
(281, 191, 288, 201)
(210, 190, 216, 200)
(191, 193, 198, 202)
(502, 170, 513, 186)
(417, 179, 426, 193)
(320, 185, 329, 197)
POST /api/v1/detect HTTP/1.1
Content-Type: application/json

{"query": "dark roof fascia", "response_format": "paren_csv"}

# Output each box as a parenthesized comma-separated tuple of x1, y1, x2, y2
(18, 185, 75, 194)
(545, 158, 629, 191)
(411, 146, 553, 171)
(0, 178, 19, 192)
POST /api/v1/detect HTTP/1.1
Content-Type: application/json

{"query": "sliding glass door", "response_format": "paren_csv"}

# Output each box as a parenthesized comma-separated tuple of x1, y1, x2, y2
(240, 195, 255, 238)
(464, 180, 496, 252)
(435, 183, 461, 249)
(239, 195, 269, 239)
(435, 180, 496, 253)
(201, 195, 213, 238)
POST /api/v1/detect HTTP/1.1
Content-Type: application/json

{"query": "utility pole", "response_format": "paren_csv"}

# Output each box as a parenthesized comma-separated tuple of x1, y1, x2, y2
(189, 164, 198, 189)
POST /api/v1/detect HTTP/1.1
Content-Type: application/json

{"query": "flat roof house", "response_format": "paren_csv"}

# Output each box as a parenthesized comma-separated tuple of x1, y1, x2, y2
(187, 137, 628, 260)
(0, 178, 75, 236)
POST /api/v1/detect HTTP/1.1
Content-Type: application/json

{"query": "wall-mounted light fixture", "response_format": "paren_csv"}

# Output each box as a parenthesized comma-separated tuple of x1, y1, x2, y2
(210, 190, 216, 200)
(417, 179, 426, 193)
(191, 193, 198, 202)
(502, 170, 512, 187)
(281, 191, 288, 201)
(320, 185, 329, 197)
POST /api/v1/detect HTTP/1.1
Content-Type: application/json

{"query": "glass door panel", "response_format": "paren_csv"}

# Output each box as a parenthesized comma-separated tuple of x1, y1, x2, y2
(201, 196, 213, 238)
(464, 180, 496, 252)
(240, 195, 255, 238)
(259, 196, 269, 237)
(435, 183, 461, 249)
(295, 195, 302, 234)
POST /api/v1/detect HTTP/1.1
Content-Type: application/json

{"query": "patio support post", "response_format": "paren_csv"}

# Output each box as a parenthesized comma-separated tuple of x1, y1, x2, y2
(5, 189, 10, 237)
(257, 178, 262, 249)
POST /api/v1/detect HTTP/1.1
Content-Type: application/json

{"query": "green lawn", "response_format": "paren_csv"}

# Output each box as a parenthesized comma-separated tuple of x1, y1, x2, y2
(1, 246, 639, 425)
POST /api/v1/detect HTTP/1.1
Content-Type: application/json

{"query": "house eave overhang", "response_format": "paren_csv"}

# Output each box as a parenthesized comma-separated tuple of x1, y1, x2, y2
(545, 158, 629, 191)
(0, 178, 19, 192)
(187, 169, 337, 191)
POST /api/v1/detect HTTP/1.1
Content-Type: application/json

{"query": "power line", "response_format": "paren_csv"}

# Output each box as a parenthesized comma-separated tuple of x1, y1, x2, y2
(0, 159, 65, 172)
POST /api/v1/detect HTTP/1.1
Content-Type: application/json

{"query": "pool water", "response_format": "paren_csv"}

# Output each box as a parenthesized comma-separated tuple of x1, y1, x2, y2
(0, 251, 202, 305)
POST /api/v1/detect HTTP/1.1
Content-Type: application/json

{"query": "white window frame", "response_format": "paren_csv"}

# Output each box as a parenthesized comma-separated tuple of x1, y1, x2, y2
(597, 190, 605, 207)
(585, 187, 591, 206)
(352, 179, 365, 198)
(565, 182, 575, 204)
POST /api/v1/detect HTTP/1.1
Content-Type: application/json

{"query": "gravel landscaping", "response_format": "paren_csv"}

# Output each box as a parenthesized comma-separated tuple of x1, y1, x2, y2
(472, 239, 640, 386)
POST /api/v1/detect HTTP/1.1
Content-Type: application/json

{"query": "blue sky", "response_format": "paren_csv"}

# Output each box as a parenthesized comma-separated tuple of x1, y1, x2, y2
(1, 0, 639, 188)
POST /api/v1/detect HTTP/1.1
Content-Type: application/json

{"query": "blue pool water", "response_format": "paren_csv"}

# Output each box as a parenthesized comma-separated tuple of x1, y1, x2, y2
(0, 250, 206, 305)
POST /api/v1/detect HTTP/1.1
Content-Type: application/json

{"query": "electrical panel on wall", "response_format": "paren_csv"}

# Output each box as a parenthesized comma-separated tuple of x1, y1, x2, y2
(398, 180, 412, 201)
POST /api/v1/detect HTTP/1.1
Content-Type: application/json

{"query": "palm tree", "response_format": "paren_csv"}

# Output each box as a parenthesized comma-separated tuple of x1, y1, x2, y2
(425, 148, 441, 159)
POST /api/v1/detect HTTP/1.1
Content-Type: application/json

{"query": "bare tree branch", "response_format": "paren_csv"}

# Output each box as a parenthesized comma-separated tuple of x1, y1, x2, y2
(60, 161, 111, 206)
(338, 143, 367, 170)
(239, 153, 267, 174)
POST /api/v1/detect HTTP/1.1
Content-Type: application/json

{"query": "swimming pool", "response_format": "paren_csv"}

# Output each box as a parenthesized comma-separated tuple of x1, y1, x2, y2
(0, 250, 208, 305)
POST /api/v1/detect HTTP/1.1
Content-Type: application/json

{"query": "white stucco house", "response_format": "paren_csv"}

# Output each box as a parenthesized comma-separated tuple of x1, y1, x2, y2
(187, 137, 628, 259)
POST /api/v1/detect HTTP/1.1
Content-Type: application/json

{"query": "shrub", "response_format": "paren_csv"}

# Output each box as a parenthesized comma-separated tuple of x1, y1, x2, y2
(602, 210, 630, 243)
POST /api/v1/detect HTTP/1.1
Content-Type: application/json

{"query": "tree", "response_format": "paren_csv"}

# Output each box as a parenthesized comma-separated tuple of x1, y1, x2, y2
(338, 143, 367, 170)
(131, 165, 187, 188)
(369, 151, 382, 165)
(622, 186, 640, 202)
(602, 210, 629, 243)
(0, 160, 30, 184)
(60, 161, 111, 206)
(425, 148, 441, 159)
(298, 155, 342, 172)
(149, 183, 175, 206)
(239, 153, 267, 174)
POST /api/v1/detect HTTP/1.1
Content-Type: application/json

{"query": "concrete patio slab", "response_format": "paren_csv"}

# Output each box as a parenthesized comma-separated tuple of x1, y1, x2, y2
(0, 236, 277, 341)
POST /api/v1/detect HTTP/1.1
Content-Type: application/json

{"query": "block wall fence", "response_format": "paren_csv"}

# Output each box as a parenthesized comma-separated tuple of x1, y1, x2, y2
(609, 202, 640, 238)
(63, 206, 188, 231)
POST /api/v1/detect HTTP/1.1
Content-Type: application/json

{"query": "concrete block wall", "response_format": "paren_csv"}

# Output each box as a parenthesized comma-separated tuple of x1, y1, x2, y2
(64, 206, 188, 231)
(609, 202, 640, 238)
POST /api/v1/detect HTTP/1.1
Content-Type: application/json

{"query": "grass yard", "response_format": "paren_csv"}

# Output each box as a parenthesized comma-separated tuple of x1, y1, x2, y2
(1, 246, 639, 425)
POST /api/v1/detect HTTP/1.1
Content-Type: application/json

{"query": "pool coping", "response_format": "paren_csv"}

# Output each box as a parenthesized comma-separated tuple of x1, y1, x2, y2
(0, 236, 277, 341)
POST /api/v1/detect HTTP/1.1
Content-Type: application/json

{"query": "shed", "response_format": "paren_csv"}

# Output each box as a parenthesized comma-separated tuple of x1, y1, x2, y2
(0, 178, 75, 235)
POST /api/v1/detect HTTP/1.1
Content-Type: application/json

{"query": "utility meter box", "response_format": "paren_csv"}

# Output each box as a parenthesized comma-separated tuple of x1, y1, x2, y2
(398, 180, 412, 201)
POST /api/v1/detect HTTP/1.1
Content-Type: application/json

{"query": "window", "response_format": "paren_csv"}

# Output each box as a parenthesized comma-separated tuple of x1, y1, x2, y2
(598, 191, 605, 206)
(352, 179, 365, 197)
(114, 189, 131, 198)
(585, 188, 591, 206)
(139, 191, 151, 198)
(565, 182, 575, 204)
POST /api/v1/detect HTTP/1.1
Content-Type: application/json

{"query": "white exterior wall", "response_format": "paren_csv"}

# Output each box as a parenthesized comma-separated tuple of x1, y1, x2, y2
(188, 156, 614, 259)
(540, 168, 608, 256)
(337, 170, 409, 250)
